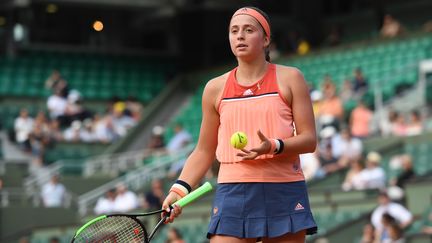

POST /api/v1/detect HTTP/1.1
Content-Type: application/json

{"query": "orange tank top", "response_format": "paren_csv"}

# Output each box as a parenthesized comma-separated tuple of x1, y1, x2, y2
(216, 64, 305, 183)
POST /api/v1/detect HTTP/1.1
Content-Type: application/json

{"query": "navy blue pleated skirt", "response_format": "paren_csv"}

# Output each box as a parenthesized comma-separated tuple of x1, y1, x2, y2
(207, 181, 318, 239)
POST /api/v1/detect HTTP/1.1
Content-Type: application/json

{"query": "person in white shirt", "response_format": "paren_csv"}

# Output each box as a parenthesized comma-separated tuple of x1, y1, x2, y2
(113, 183, 138, 213)
(371, 191, 413, 241)
(14, 108, 34, 151)
(358, 151, 386, 190)
(166, 124, 192, 153)
(41, 175, 66, 207)
(94, 188, 116, 215)
(47, 90, 68, 120)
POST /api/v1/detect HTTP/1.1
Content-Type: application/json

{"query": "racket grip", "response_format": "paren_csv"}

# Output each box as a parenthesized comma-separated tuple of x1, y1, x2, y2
(173, 181, 213, 208)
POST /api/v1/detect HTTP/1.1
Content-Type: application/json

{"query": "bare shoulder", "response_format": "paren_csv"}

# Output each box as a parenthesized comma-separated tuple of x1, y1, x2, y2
(202, 71, 230, 107)
(275, 64, 306, 85)
(203, 71, 229, 96)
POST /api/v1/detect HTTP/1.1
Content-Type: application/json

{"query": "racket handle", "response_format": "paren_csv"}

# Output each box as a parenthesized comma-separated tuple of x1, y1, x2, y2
(173, 181, 213, 208)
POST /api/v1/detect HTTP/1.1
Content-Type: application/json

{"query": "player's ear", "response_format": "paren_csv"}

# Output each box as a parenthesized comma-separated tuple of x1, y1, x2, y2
(263, 36, 270, 47)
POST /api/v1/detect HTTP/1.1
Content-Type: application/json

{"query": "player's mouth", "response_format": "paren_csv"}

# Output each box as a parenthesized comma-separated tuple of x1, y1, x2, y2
(236, 44, 248, 49)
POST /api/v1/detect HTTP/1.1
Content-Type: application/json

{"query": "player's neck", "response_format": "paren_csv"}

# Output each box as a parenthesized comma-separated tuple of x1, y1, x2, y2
(236, 58, 268, 85)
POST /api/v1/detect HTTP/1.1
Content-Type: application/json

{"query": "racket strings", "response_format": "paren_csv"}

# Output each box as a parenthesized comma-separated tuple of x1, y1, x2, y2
(74, 216, 147, 243)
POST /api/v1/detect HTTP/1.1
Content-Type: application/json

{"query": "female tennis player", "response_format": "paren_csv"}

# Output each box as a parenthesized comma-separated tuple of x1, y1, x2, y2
(162, 6, 318, 243)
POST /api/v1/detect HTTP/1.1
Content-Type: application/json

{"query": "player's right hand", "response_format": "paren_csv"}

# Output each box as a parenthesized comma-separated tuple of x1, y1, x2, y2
(161, 191, 183, 223)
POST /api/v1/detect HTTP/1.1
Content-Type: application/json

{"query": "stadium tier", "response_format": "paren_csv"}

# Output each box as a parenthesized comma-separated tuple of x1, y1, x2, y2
(0, 51, 171, 102)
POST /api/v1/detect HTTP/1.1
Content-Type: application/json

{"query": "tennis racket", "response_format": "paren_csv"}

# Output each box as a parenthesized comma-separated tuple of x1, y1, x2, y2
(71, 181, 213, 243)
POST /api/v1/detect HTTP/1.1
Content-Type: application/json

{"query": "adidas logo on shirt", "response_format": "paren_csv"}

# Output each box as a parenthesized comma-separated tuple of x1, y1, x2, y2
(295, 203, 305, 211)
(242, 89, 254, 96)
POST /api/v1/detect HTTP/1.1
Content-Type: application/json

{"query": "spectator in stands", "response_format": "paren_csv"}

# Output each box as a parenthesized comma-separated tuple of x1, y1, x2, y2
(80, 118, 96, 142)
(113, 183, 138, 212)
(342, 159, 365, 191)
(143, 179, 165, 210)
(300, 150, 320, 181)
(94, 188, 116, 215)
(48, 119, 63, 142)
(29, 115, 51, 166)
(147, 125, 165, 150)
(318, 79, 344, 126)
(41, 174, 66, 207)
(63, 120, 82, 142)
(93, 114, 114, 143)
(380, 213, 404, 243)
(371, 191, 413, 240)
(421, 206, 432, 234)
(339, 79, 354, 104)
(165, 227, 185, 243)
(45, 70, 69, 98)
(390, 154, 415, 189)
(360, 223, 376, 243)
(47, 87, 68, 122)
(332, 127, 363, 167)
(380, 14, 404, 38)
(405, 110, 423, 136)
(350, 100, 373, 139)
(352, 68, 368, 100)
(111, 102, 136, 140)
(125, 96, 144, 121)
(166, 124, 192, 153)
(14, 108, 34, 152)
(391, 112, 407, 136)
(317, 128, 338, 177)
(380, 109, 398, 137)
(166, 124, 192, 178)
(358, 151, 386, 190)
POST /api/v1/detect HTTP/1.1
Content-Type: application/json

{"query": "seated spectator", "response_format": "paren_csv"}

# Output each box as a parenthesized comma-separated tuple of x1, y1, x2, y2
(45, 70, 69, 98)
(358, 151, 386, 190)
(165, 227, 185, 243)
(80, 118, 97, 142)
(143, 179, 165, 210)
(318, 80, 344, 124)
(41, 174, 66, 207)
(300, 150, 320, 181)
(350, 100, 373, 139)
(380, 109, 398, 136)
(342, 159, 364, 191)
(63, 120, 82, 142)
(147, 125, 165, 150)
(405, 110, 423, 136)
(371, 191, 413, 239)
(360, 223, 376, 243)
(125, 96, 144, 121)
(381, 213, 405, 243)
(113, 183, 138, 212)
(380, 14, 404, 38)
(47, 88, 68, 121)
(352, 68, 369, 100)
(111, 102, 136, 139)
(332, 128, 363, 164)
(14, 108, 34, 152)
(94, 188, 116, 215)
(339, 79, 354, 104)
(421, 206, 432, 235)
(166, 124, 192, 153)
(390, 154, 416, 189)
(391, 112, 407, 136)
(93, 114, 114, 143)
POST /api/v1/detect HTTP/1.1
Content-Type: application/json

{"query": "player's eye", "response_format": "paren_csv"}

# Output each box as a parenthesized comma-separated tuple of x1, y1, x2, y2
(231, 29, 238, 34)
(246, 28, 253, 33)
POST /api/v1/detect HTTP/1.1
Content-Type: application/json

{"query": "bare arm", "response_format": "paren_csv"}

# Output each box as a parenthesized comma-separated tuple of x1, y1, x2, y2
(177, 81, 220, 188)
(281, 67, 317, 154)
(162, 77, 222, 222)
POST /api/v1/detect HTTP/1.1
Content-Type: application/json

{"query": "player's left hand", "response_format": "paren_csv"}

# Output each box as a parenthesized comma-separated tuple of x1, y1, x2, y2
(236, 130, 271, 160)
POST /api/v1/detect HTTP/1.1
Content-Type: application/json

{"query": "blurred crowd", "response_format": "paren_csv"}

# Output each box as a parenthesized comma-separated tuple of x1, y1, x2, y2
(12, 70, 143, 167)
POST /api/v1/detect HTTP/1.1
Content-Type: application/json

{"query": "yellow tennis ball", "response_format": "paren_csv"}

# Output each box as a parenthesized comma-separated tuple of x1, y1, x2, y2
(230, 131, 248, 149)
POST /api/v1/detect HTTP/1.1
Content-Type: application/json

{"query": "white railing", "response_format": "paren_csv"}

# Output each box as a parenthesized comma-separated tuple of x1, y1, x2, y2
(77, 144, 194, 216)
(23, 148, 159, 196)
(0, 187, 73, 208)
(82, 148, 160, 177)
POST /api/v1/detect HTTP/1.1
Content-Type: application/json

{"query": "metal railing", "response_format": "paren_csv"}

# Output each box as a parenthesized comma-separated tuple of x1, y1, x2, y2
(77, 144, 194, 216)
